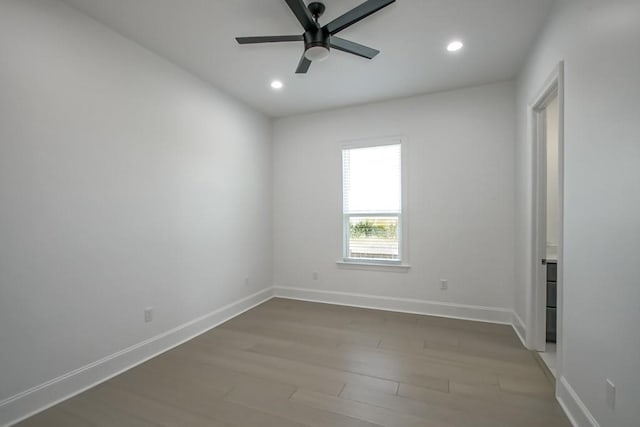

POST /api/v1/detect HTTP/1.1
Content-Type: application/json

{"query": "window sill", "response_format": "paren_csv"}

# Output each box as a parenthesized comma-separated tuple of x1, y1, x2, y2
(336, 260, 411, 272)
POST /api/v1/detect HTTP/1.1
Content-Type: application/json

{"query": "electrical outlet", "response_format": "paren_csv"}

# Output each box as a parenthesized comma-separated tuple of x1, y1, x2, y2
(606, 379, 616, 409)
(313, 271, 319, 280)
(144, 307, 153, 323)
(440, 279, 448, 290)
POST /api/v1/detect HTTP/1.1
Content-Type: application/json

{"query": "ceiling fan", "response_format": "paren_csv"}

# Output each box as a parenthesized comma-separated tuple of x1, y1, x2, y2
(235, 0, 396, 74)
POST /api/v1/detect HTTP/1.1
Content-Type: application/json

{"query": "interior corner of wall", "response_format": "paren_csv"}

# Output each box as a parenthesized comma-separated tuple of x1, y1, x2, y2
(512, 310, 528, 348)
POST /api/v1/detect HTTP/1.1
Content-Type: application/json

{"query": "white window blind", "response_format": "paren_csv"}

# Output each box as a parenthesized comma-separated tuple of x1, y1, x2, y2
(342, 143, 402, 262)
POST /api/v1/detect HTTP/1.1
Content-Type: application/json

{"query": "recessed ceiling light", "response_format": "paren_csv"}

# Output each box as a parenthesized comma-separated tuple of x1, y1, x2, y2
(270, 80, 284, 90)
(447, 40, 464, 52)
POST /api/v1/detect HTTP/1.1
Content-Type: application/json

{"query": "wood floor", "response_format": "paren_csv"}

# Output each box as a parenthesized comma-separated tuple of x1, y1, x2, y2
(17, 298, 571, 427)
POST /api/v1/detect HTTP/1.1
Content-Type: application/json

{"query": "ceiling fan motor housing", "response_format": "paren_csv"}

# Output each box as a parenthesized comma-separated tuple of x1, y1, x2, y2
(305, 0, 329, 55)
(303, 27, 330, 52)
(303, 27, 330, 62)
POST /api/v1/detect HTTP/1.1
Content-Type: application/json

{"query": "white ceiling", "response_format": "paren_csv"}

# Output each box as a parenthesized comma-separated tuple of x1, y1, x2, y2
(61, 0, 554, 117)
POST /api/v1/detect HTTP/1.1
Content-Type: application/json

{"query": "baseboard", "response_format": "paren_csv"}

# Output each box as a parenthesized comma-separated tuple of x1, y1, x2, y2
(0, 287, 274, 427)
(532, 350, 556, 387)
(511, 311, 527, 347)
(6, 286, 590, 427)
(557, 376, 600, 427)
(273, 286, 513, 324)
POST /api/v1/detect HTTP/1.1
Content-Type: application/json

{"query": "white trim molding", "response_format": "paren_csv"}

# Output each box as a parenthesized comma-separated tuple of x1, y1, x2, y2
(0, 287, 274, 427)
(527, 61, 565, 353)
(273, 286, 513, 324)
(557, 376, 600, 427)
(335, 260, 411, 272)
(511, 311, 527, 347)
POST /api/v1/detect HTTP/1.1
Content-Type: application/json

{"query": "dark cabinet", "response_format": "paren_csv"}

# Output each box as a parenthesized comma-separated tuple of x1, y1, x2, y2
(546, 281, 557, 307)
(546, 307, 557, 342)
(546, 261, 557, 343)
(547, 262, 557, 281)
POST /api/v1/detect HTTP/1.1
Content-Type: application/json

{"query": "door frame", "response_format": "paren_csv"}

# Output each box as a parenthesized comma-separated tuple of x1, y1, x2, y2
(528, 62, 565, 371)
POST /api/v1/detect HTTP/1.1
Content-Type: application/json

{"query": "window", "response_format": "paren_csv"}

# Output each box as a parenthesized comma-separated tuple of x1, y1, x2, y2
(342, 140, 403, 264)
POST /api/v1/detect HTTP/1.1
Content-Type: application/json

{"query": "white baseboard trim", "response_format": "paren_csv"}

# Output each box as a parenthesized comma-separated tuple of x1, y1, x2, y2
(511, 311, 527, 348)
(6, 286, 590, 427)
(273, 286, 513, 324)
(557, 376, 600, 427)
(0, 287, 274, 427)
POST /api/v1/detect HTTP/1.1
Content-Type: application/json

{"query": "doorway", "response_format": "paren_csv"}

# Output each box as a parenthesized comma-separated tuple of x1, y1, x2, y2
(530, 63, 564, 378)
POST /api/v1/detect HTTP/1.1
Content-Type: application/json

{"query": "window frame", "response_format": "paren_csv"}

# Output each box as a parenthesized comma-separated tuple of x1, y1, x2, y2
(340, 136, 408, 267)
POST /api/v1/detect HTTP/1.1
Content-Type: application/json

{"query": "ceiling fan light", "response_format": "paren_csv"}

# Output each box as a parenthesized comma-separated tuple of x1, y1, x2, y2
(304, 45, 330, 62)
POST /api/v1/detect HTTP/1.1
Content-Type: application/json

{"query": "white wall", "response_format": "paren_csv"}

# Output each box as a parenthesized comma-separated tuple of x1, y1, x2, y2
(515, 0, 640, 425)
(0, 0, 272, 416)
(273, 82, 516, 317)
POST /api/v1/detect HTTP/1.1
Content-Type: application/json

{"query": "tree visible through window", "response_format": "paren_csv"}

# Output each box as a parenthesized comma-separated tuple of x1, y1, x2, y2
(342, 141, 402, 262)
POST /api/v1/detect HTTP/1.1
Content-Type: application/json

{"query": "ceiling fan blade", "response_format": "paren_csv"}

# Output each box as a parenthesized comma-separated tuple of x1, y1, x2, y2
(236, 35, 303, 44)
(295, 54, 312, 74)
(324, 0, 395, 35)
(330, 37, 379, 59)
(285, 0, 319, 32)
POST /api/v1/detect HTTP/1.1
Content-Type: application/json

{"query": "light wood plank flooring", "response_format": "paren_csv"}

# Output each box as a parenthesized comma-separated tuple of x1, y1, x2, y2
(16, 298, 571, 427)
